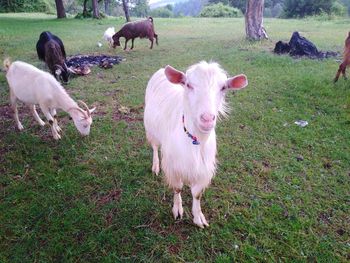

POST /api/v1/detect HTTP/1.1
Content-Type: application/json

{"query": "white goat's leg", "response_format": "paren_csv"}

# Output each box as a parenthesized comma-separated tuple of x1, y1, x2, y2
(40, 105, 61, 140)
(10, 90, 23, 130)
(172, 182, 184, 220)
(147, 132, 160, 175)
(29, 104, 45, 126)
(50, 108, 61, 133)
(191, 184, 209, 228)
(151, 143, 160, 175)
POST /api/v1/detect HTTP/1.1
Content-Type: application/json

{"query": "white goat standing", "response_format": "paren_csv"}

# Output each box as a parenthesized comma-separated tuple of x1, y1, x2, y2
(144, 61, 248, 228)
(103, 27, 115, 48)
(3, 59, 95, 140)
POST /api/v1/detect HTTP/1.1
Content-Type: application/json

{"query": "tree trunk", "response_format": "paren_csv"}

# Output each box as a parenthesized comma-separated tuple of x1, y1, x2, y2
(83, 0, 88, 17)
(92, 0, 99, 18)
(104, 0, 110, 15)
(122, 0, 131, 22)
(245, 0, 268, 40)
(55, 0, 66, 19)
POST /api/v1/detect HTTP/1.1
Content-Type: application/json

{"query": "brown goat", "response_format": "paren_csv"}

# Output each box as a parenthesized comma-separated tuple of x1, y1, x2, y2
(44, 40, 69, 82)
(112, 17, 158, 50)
(334, 32, 350, 83)
(37, 31, 70, 83)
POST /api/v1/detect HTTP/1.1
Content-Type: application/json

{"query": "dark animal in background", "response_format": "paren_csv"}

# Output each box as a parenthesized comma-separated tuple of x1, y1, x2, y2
(112, 17, 158, 50)
(334, 32, 350, 83)
(36, 31, 70, 83)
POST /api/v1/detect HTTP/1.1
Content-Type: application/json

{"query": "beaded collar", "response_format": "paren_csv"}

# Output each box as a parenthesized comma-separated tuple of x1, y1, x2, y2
(182, 115, 200, 145)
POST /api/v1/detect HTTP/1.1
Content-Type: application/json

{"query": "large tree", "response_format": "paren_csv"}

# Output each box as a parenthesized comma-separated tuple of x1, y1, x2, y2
(122, 0, 131, 22)
(92, 0, 100, 18)
(104, 0, 111, 15)
(245, 0, 268, 40)
(55, 0, 66, 18)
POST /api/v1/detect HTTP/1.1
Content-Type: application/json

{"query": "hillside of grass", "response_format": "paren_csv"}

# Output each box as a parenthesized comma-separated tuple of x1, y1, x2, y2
(0, 14, 349, 262)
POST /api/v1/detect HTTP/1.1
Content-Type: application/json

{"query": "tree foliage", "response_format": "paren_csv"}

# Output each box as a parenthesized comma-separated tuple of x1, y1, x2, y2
(149, 6, 173, 17)
(131, 0, 150, 17)
(173, 0, 203, 16)
(0, 0, 55, 13)
(208, 0, 246, 12)
(283, 0, 336, 17)
(200, 3, 242, 17)
(208, 0, 284, 14)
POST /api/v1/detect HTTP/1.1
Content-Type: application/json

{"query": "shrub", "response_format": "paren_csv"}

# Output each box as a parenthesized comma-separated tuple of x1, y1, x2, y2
(0, 0, 55, 13)
(283, 0, 336, 18)
(271, 3, 284, 17)
(331, 1, 347, 16)
(200, 3, 242, 17)
(149, 7, 173, 18)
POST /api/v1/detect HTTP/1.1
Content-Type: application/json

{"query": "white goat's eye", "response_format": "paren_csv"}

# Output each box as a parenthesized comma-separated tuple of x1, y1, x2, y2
(186, 83, 194, 89)
(221, 85, 227, 91)
(83, 124, 88, 128)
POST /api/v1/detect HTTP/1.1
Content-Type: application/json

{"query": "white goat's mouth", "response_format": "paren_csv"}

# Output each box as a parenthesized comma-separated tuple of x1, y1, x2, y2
(198, 124, 215, 133)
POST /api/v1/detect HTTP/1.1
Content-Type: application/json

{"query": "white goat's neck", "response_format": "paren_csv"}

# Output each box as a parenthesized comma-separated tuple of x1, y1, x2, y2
(55, 88, 79, 114)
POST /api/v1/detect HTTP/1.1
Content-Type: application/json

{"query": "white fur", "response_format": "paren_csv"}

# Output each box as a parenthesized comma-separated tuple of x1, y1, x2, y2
(4, 60, 95, 140)
(103, 27, 115, 48)
(144, 61, 248, 228)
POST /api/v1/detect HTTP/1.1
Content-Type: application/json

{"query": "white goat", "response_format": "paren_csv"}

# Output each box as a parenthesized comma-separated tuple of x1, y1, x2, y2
(103, 27, 115, 48)
(144, 61, 248, 228)
(3, 59, 95, 140)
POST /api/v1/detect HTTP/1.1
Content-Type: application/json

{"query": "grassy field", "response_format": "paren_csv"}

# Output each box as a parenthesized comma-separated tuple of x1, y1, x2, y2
(0, 13, 349, 262)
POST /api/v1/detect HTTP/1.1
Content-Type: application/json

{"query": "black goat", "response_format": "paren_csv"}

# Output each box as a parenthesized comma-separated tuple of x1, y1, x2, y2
(36, 31, 70, 83)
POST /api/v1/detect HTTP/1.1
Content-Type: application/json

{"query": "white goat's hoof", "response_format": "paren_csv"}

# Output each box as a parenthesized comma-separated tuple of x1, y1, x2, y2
(193, 213, 209, 228)
(53, 133, 61, 140)
(172, 204, 183, 220)
(38, 121, 45, 127)
(152, 163, 160, 175)
(17, 123, 24, 130)
(56, 125, 62, 133)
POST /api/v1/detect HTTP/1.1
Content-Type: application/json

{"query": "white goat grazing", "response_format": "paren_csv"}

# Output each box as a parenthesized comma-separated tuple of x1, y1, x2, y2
(103, 27, 115, 48)
(3, 59, 95, 140)
(144, 61, 248, 228)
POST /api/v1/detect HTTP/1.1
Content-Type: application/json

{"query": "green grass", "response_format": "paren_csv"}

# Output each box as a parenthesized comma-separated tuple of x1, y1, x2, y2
(0, 13, 349, 262)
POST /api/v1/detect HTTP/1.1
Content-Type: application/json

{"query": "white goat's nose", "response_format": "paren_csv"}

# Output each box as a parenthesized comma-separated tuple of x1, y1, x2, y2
(200, 113, 215, 123)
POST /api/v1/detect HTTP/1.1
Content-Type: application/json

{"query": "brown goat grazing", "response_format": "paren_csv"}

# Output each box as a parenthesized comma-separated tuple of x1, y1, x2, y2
(44, 40, 69, 82)
(334, 32, 350, 83)
(36, 31, 70, 83)
(112, 17, 158, 50)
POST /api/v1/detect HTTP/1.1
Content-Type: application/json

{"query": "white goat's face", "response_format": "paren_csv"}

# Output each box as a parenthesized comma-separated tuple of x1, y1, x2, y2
(73, 114, 93, 136)
(165, 62, 248, 134)
(70, 102, 96, 136)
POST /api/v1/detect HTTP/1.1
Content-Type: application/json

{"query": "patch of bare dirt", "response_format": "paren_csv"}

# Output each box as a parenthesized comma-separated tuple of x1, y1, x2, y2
(318, 211, 333, 225)
(113, 104, 144, 123)
(94, 189, 122, 207)
(0, 104, 12, 120)
(92, 188, 122, 226)
(0, 103, 23, 139)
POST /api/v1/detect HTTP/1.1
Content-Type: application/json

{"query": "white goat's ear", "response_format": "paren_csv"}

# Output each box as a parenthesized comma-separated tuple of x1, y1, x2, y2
(226, 74, 248, 90)
(55, 68, 62, 76)
(164, 65, 186, 85)
(89, 107, 96, 114)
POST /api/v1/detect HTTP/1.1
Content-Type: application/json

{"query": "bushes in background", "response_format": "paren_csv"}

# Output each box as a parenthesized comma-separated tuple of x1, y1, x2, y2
(200, 3, 242, 17)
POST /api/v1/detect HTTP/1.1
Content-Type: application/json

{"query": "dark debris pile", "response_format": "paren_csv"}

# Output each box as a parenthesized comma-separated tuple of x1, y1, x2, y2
(67, 54, 124, 69)
(274, 31, 338, 59)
